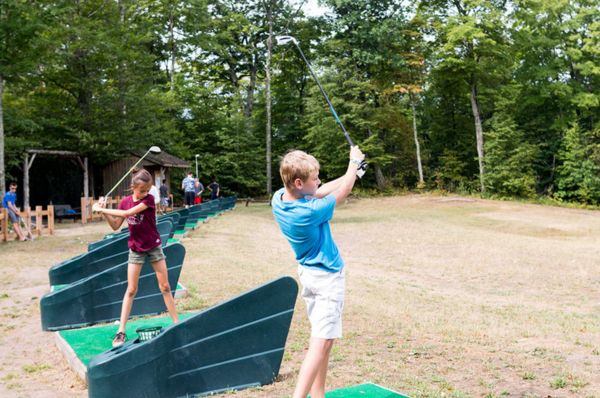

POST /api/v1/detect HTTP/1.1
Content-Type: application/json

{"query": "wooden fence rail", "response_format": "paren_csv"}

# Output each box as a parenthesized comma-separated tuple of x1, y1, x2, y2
(81, 195, 175, 223)
(1, 205, 54, 242)
(80, 196, 124, 224)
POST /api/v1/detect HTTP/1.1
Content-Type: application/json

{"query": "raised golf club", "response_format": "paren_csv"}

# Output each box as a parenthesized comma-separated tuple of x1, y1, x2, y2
(276, 35, 368, 178)
(101, 146, 161, 201)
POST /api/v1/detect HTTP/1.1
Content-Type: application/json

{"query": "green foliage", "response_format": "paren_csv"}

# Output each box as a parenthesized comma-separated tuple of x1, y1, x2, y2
(484, 113, 538, 197)
(554, 123, 600, 204)
(1, 0, 600, 205)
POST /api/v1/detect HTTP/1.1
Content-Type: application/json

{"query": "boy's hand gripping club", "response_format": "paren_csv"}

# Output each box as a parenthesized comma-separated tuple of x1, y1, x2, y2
(276, 35, 368, 178)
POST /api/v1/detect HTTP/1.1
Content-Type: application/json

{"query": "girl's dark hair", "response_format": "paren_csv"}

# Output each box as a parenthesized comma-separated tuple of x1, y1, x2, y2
(131, 167, 152, 187)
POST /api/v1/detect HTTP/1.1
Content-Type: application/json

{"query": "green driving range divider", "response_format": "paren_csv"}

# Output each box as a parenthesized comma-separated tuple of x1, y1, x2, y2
(87, 276, 297, 398)
(172, 207, 190, 231)
(89, 213, 180, 251)
(41, 243, 185, 331)
(49, 220, 173, 286)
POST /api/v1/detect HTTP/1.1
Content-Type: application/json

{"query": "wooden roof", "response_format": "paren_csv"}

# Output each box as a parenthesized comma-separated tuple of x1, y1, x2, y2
(129, 150, 191, 168)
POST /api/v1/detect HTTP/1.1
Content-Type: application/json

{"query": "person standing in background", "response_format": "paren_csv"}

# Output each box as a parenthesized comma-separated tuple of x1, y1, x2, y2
(159, 179, 169, 214)
(194, 178, 204, 204)
(208, 178, 219, 201)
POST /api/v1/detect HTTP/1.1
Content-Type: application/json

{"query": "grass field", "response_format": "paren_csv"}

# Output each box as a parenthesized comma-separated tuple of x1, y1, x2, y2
(0, 194, 599, 397)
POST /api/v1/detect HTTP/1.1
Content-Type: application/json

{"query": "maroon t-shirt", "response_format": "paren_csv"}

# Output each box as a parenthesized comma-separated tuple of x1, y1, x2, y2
(118, 194, 161, 252)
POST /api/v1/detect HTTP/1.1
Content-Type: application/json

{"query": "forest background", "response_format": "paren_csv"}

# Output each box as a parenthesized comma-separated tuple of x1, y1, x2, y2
(1, 0, 599, 206)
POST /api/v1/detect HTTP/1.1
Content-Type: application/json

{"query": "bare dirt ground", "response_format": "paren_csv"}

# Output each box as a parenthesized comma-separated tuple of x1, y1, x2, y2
(0, 195, 599, 398)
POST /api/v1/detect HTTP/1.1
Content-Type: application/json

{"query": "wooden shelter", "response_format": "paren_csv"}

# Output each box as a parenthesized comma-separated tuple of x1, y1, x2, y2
(103, 151, 191, 197)
(23, 150, 89, 208)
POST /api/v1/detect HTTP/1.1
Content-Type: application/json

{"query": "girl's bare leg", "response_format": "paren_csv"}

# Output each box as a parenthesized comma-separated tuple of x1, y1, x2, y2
(151, 259, 179, 323)
(117, 262, 143, 333)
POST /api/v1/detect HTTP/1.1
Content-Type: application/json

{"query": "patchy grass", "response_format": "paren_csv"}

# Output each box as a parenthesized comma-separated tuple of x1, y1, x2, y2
(1, 196, 599, 397)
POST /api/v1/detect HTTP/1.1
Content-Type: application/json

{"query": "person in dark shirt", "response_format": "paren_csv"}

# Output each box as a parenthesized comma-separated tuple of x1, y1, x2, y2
(159, 179, 169, 214)
(208, 178, 220, 200)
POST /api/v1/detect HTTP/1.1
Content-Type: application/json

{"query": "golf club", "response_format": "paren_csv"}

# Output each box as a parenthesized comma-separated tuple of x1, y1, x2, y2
(103, 146, 161, 199)
(94, 146, 161, 215)
(20, 217, 34, 241)
(276, 35, 368, 178)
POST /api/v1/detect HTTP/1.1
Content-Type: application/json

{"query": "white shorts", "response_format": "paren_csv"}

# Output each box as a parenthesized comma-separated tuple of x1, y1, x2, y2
(298, 265, 345, 340)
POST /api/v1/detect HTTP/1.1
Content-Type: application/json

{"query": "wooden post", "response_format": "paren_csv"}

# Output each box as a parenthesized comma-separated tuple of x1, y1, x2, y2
(48, 205, 54, 235)
(24, 155, 29, 208)
(81, 196, 87, 224)
(35, 205, 42, 236)
(23, 206, 31, 235)
(84, 157, 89, 215)
(1, 209, 7, 242)
(23, 153, 36, 210)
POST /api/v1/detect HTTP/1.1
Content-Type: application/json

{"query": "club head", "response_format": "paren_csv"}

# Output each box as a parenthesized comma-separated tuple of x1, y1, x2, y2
(276, 36, 297, 46)
(149, 146, 161, 155)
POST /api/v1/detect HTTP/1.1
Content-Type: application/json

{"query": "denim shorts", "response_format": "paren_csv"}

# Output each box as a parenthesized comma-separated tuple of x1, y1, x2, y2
(298, 265, 346, 339)
(129, 246, 166, 264)
(7, 209, 19, 223)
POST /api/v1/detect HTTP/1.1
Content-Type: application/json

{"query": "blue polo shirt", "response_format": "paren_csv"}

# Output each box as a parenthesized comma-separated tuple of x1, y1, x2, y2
(272, 188, 343, 272)
(3, 191, 16, 209)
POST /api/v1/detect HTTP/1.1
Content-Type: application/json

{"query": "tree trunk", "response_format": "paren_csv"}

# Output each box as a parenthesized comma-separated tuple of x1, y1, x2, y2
(366, 127, 386, 188)
(410, 92, 424, 183)
(170, 10, 175, 91)
(469, 84, 485, 192)
(265, 6, 273, 195)
(244, 62, 256, 134)
(0, 74, 4, 197)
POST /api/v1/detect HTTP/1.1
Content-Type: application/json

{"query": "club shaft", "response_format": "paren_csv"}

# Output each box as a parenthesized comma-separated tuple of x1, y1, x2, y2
(293, 42, 354, 147)
(105, 150, 151, 198)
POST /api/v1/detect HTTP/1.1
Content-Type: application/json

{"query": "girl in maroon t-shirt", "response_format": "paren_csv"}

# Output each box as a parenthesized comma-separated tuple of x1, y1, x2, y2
(93, 168, 179, 347)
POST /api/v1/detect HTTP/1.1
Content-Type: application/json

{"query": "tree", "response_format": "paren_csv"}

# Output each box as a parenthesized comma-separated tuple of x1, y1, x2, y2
(419, 0, 513, 192)
(554, 122, 600, 204)
(0, 0, 43, 196)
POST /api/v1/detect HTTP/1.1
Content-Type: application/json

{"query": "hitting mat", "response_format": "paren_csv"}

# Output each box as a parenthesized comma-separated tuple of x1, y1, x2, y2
(318, 383, 410, 398)
(58, 313, 196, 366)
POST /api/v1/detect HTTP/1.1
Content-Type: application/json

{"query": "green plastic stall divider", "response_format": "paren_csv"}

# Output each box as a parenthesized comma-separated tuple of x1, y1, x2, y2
(184, 204, 204, 226)
(41, 243, 185, 331)
(88, 216, 178, 252)
(49, 220, 173, 286)
(171, 208, 189, 231)
(87, 276, 298, 398)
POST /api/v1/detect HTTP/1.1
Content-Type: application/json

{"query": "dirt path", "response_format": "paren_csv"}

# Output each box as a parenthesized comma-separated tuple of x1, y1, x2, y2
(0, 196, 599, 397)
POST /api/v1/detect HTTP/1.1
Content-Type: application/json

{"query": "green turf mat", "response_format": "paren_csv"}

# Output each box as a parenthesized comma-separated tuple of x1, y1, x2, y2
(52, 283, 184, 292)
(167, 238, 179, 244)
(59, 313, 196, 366)
(173, 230, 187, 235)
(314, 383, 409, 398)
(185, 223, 196, 228)
(197, 218, 207, 222)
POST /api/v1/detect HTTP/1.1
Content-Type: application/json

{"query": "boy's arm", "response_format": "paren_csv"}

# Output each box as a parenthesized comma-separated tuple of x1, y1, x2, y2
(314, 176, 344, 199)
(8, 201, 20, 215)
(330, 146, 365, 206)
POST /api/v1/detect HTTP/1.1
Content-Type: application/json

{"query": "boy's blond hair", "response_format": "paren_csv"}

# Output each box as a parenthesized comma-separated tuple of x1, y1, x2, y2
(280, 150, 320, 191)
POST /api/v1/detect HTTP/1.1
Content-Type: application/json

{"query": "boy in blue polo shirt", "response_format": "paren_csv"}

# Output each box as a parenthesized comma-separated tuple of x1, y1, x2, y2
(272, 146, 364, 398)
(3, 182, 28, 241)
